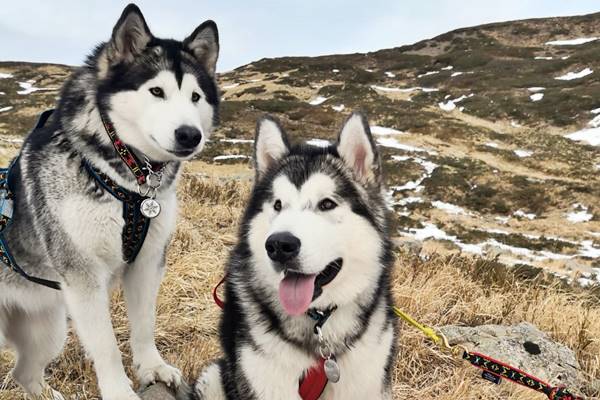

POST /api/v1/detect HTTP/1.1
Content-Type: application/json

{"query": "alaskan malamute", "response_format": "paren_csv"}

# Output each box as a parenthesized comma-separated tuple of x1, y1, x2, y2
(194, 113, 398, 399)
(0, 4, 219, 399)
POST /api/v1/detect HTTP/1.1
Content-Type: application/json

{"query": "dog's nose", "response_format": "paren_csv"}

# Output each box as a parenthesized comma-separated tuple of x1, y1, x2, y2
(175, 126, 202, 149)
(265, 232, 301, 263)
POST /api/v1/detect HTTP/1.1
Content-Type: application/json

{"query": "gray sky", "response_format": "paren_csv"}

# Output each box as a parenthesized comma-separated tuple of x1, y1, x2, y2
(1, 1, 599, 72)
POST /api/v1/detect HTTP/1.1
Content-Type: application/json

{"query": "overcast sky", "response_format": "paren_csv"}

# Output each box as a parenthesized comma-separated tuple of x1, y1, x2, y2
(1, 1, 599, 72)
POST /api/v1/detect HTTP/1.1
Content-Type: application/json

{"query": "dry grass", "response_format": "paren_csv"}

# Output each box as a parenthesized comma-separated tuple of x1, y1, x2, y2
(1, 164, 599, 399)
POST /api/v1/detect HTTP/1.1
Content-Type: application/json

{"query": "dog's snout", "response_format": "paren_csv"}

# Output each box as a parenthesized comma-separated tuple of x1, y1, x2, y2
(175, 125, 202, 149)
(265, 232, 300, 263)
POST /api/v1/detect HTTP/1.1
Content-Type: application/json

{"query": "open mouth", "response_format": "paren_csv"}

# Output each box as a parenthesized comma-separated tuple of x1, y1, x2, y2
(278, 258, 343, 316)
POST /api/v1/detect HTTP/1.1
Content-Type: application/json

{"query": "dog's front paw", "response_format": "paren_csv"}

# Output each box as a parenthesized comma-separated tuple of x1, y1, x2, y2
(137, 362, 182, 389)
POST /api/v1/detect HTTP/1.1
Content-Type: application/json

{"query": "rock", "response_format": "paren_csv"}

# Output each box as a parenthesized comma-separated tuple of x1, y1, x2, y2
(394, 237, 422, 256)
(139, 382, 191, 400)
(439, 322, 585, 391)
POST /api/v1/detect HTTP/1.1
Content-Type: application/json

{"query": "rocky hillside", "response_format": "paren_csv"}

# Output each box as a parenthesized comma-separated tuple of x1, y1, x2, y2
(0, 12, 599, 287)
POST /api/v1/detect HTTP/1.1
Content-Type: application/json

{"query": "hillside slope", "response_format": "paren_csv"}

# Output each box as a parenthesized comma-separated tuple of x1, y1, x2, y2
(3, 13, 598, 284)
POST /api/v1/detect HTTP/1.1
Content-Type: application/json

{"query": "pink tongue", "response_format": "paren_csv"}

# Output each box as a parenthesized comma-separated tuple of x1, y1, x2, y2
(279, 273, 317, 316)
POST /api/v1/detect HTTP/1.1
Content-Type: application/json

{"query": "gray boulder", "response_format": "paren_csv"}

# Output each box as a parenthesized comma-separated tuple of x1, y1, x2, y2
(439, 322, 586, 391)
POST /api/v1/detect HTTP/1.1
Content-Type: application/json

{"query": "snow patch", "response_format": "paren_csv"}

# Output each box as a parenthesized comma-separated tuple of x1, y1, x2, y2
(370, 126, 405, 136)
(546, 37, 598, 46)
(222, 83, 240, 89)
(306, 138, 330, 147)
(370, 85, 439, 93)
(332, 69, 340, 73)
(0, 73, 13, 79)
(534, 56, 553, 60)
(567, 204, 593, 223)
(565, 127, 600, 146)
(530, 93, 544, 102)
(514, 149, 533, 158)
(0, 106, 13, 113)
(385, 71, 396, 78)
(213, 155, 250, 161)
(485, 142, 499, 148)
(528, 87, 545, 92)
(220, 138, 254, 144)
(331, 104, 345, 112)
(441, 66, 454, 71)
(417, 71, 439, 78)
(432, 201, 468, 215)
(513, 210, 536, 220)
(308, 96, 329, 106)
(555, 68, 593, 81)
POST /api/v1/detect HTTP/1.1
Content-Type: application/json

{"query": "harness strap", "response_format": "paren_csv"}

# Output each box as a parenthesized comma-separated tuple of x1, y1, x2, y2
(212, 275, 330, 400)
(84, 162, 151, 263)
(0, 167, 61, 290)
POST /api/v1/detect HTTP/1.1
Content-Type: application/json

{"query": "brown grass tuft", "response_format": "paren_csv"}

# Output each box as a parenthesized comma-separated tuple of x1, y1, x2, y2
(1, 165, 599, 399)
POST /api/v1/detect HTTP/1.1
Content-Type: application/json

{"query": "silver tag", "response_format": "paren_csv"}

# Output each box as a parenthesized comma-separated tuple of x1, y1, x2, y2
(140, 198, 161, 219)
(324, 358, 340, 383)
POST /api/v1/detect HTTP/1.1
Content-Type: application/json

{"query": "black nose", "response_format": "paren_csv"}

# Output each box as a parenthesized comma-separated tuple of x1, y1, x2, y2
(175, 125, 202, 149)
(265, 232, 301, 263)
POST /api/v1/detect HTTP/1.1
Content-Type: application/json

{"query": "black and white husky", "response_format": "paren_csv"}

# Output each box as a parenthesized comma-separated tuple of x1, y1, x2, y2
(0, 4, 219, 399)
(194, 113, 398, 399)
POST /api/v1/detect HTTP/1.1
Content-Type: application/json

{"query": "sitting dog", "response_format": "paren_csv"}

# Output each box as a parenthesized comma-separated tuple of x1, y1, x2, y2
(0, 4, 219, 399)
(194, 113, 398, 399)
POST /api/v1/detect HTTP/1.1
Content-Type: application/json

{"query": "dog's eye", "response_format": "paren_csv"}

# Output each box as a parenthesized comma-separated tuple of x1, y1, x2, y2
(191, 92, 201, 103)
(273, 199, 282, 212)
(149, 87, 164, 98)
(318, 198, 337, 211)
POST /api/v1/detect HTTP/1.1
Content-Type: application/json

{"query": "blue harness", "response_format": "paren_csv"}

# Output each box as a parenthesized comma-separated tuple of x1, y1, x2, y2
(0, 110, 153, 290)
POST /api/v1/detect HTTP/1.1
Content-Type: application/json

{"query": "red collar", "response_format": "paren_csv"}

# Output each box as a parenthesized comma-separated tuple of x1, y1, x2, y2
(213, 275, 329, 400)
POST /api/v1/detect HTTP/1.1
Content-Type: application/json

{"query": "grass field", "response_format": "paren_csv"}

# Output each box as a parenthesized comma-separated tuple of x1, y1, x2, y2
(1, 162, 598, 399)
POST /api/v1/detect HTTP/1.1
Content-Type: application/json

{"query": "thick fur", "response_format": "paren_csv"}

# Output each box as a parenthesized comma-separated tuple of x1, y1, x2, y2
(194, 113, 398, 399)
(0, 4, 219, 399)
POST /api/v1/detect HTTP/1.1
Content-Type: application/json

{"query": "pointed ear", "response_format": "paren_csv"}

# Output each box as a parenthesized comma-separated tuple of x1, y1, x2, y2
(184, 20, 220, 76)
(106, 4, 153, 65)
(336, 112, 380, 183)
(254, 116, 290, 178)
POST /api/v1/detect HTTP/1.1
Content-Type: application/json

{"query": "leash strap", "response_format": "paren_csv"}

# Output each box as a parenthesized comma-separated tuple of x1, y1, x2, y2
(84, 162, 151, 263)
(99, 113, 164, 186)
(393, 306, 585, 399)
(463, 351, 584, 400)
(212, 275, 329, 400)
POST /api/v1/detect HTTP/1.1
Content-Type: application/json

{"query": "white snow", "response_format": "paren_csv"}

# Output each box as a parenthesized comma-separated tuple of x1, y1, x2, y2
(588, 114, 600, 128)
(331, 104, 345, 112)
(365, 68, 374, 72)
(395, 196, 424, 206)
(308, 96, 329, 106)
(495, 216, 510, 224)
(561, 56, 571, 60)
(514, 149, 533, 158)
(0, 73, 13, 79)
(567, 205, 593, 223)
(514, 210, 536, 220)
(417, 71, 439, 78)
(220, 138, 254, 144)
(389, 157, 438, 193)
(222, 83, 240, 89)
(371, 85, 439, 93)
(591, 108, 600, 115)
(432, 201, 467, 215)
(451, 71, 463, 77)
(546, 37, 598, 46)
(213, 155, 250, 161)
(306, 138, 330, 147)
(565, 127, 600, 146)
(555, 68, 593, 81)
(530, 93, 544, 102)
(534, 56, 553, 60)
(332, 69, 340, 73)
(390, 155, 411, 162)
(441, 66, 454, 71)
(377, 138, 432, 154)
(511, 121, 523, 128)
(0, 106, 13, 113)
(370, 126, 405, 136)
(0, 92, 4, 95)
(528, 87, 545, 92)
(439, 101, 456, 111)
(385, 71, 396, 78)
(17, 80, 56, 95)
(485, 142, 499, 148)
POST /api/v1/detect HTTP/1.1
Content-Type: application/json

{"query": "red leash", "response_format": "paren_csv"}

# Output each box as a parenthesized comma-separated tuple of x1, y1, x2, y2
(213, 275, 329, 400)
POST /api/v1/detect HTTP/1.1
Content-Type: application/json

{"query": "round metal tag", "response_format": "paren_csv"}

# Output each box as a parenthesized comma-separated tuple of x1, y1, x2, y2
(324, 358, 341, 383)
(140, 198, 161, 219)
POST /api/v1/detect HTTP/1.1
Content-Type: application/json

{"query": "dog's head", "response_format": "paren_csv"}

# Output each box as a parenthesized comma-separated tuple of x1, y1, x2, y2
(95, 4, 219, 162)
(245, 112, 390, 317)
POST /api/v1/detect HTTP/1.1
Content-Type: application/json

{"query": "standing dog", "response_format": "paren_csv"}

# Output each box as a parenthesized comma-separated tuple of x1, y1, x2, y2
(194, 113, 398, 399)
(0, 4, 219, 399)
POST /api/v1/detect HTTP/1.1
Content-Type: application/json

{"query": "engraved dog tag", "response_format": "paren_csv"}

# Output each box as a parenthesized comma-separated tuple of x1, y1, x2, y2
(324, 358, 340, 383)
(140, 198, 161, 219)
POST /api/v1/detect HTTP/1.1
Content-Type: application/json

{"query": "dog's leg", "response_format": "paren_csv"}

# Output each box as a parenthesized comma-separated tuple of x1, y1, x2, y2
(5, 303, 67, 398)
(63, 284, 139, 400)
(123, 250, 181, 389)
(193, 362, 226, 400)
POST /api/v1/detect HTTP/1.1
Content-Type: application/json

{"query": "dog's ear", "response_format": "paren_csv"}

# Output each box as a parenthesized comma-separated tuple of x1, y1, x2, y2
(336, 112, 380, 184)
(106, 4, 153, 65)
(184, 20, 219, 76)
(254, 116, 290, 178)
